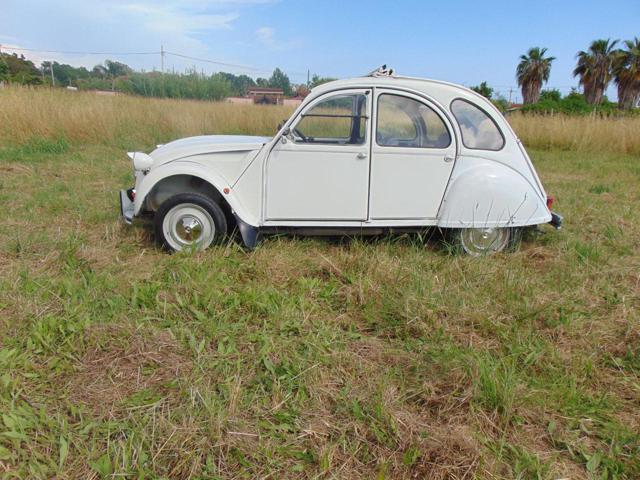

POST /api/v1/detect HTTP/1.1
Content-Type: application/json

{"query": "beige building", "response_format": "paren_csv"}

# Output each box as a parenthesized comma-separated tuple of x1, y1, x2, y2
(226, 96, 254, 105)
(246, 87, 285, 105)
(227, 88, 306, 107)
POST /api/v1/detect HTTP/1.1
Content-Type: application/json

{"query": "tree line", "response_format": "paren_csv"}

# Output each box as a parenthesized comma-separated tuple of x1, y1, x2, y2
(514, 38, 640, 110)
(0, 53, 335, 100)
(2, 38, 637, 110)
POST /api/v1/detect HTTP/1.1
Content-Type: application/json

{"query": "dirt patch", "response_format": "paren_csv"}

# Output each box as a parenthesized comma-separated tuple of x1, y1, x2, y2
(69, 324, 191, 415)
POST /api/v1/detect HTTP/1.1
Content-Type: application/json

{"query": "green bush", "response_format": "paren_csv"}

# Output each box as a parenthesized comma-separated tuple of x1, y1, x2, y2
(115, 71, 232, 101)
(521, 90, 622, 115)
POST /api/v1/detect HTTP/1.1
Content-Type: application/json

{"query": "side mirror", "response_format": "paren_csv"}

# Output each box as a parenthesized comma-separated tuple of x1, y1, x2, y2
(280, 126, 291, 144)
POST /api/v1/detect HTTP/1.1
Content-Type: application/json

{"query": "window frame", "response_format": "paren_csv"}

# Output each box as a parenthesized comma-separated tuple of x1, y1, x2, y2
(375, 93, 452, 149)
(292, 92, 369, 146)
(449, 98, 505, 152)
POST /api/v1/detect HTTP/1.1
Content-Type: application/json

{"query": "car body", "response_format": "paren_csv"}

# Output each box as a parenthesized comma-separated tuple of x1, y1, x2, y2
(120, 67, 562, 255)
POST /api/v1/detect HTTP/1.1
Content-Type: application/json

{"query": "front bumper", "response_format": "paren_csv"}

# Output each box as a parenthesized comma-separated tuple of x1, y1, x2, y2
(549, 211, 563, 230)
(119, 189, 135, 224)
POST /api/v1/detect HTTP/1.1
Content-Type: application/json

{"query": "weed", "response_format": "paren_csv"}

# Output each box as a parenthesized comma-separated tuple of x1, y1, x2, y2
(589, 184, 612, 194)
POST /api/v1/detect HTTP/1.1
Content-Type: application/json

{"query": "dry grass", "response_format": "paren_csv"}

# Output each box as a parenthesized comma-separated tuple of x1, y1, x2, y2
(509, 113, 640, 155)
(2, 85, 640, 155)
(69, 325, 191, 416)
(0, 88, 639, 479)
(0, 85, 293, 148)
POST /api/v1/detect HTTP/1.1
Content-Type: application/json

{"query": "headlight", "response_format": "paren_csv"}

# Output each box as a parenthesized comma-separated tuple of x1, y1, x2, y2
(127, 152, 154, 172)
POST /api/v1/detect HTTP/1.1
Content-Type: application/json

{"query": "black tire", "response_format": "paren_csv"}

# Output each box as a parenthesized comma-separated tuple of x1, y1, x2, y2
(447, 227, 522, 256)
(154, 193, 227, 252)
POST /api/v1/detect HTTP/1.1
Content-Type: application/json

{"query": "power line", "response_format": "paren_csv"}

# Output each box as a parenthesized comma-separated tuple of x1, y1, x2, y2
(4, 45, 284, 75)
(164, 51, 265, 73)
(3, 46, 159, 56)
(164, 51, 309, 78)
(2, 45, 310, 78)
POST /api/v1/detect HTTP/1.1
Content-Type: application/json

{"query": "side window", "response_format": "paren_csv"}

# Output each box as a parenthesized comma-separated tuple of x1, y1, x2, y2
(293, 94, 367, 145)
(451, 99, 504, 150)
(376, 94, 451, 148)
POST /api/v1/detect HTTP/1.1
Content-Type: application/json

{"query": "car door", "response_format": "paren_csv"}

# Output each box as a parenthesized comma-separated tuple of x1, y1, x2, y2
(369, 90, 456, 220)
(265, 89, 371, 221)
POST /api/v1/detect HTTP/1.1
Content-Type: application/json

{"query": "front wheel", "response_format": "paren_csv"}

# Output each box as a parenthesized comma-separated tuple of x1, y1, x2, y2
(451, 227, 521, 256)
(155, 193, 227, 252)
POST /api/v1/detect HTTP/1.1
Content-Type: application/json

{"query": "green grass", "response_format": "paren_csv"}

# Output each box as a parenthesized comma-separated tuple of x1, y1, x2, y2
(0, 142, 639, 479)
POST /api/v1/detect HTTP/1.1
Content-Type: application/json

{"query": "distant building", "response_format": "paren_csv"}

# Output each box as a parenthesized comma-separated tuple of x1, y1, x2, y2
(92, 90, 119, 96)
(246, 87, 284, 105)
(226, 87, 307, 106)
(226, 96, 254, 105)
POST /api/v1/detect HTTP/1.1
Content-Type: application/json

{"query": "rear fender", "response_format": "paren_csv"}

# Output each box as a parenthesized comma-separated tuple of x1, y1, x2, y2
(437, 157, 551, 228)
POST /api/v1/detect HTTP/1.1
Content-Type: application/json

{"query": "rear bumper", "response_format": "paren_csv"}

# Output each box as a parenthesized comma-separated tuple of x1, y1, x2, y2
(549, 211, 563, 230)
(119, 189, 135, 224)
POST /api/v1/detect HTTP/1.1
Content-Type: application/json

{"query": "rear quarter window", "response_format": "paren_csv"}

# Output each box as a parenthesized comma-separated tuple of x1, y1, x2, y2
(451, 99, 505, 151)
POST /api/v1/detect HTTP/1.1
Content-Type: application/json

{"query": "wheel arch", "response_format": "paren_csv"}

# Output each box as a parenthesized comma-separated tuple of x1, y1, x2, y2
(142, 173, 237, 232)
(134, 161, 258, 222)
(134, 163, 265, 251)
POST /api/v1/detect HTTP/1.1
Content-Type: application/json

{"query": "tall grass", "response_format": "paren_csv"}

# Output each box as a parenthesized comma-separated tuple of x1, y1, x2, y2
(0, 85, 292, 149)
(509, 113, 640, 155)
(2, 85, 640, 155)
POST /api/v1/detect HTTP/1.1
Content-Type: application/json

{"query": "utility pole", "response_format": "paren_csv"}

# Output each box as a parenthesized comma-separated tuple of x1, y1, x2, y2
(307, 69, 310, 88)
(160, 44, 165, 74)
(50, 61, 55, 86)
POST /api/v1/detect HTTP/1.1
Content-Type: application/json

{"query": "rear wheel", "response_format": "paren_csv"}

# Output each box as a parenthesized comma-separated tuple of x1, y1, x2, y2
(155, 193, 227, 252)
(452, 227, 521, 256)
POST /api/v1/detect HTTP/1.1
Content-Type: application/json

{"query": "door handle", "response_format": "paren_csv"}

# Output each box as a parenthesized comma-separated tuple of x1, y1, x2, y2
(357, 152, 368, 159)
(444, 155, 455, 163)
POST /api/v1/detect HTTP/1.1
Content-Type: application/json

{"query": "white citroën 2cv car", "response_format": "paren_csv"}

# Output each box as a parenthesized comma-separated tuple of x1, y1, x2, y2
(120, 66, 562, 255)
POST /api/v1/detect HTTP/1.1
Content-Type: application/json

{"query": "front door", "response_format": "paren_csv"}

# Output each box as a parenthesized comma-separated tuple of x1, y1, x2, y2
(369, 90, 456, 219)
(266, 89, 371, 221)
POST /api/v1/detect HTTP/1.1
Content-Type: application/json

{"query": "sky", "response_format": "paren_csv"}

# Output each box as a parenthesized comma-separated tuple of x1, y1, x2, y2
(1, 0, 638, 101)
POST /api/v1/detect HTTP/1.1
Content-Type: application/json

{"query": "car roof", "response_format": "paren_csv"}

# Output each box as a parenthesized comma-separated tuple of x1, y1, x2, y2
(309, 74, 492, 111)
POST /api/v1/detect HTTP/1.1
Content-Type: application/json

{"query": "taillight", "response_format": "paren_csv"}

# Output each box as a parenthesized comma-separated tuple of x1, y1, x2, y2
(546, 196, 554, 210)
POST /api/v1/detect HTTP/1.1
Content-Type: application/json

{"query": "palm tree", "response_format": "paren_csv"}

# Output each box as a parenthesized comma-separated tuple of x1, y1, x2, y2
(516, 47, 555, 104)
(613, 38, 640, 110)
(573, 39, 619, 105)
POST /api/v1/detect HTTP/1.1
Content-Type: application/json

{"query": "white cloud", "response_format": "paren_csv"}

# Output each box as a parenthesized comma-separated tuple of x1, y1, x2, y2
(0, 34, 21, 43)
(255, 26, 299, 52)
(0, 0, 283, 74)
(256, 27, 276, 48)
(117, 3, 239, 34)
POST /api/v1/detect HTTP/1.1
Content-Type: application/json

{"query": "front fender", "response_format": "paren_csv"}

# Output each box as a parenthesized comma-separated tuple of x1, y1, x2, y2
(134, 160, 259, 226)
(437, 157, 551, 228)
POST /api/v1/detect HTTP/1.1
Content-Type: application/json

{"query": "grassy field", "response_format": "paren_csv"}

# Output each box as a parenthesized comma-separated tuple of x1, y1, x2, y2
(0, 87, 639, 479)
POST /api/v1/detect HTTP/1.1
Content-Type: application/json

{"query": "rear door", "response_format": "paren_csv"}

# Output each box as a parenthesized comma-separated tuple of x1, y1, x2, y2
(369, 90, 456, 219)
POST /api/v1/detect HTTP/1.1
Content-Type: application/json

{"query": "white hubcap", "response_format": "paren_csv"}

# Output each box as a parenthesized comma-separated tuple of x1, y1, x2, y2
(460, 227, 510, 256)
(162, 203, 215, 251)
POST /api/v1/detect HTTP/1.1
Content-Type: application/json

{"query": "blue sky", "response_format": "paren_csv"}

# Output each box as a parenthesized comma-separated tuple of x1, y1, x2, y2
(1, 0, 638, 100)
